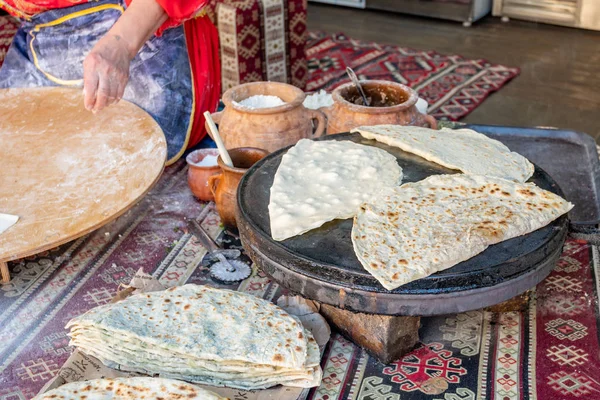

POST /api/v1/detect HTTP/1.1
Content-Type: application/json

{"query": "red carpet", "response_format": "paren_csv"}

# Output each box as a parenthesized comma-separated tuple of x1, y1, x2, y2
(306, 31, 520, 121)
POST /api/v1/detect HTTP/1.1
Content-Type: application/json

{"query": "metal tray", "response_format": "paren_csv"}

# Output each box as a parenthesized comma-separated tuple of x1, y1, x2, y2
(462, 124, 600, 227)
(237, 132, 569, 316)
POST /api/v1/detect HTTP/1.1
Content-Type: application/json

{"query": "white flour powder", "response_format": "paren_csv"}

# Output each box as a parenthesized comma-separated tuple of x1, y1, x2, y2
(195, 155, 218, 167)
(234, 95, 286, 109)
(303, 90, 334, 110)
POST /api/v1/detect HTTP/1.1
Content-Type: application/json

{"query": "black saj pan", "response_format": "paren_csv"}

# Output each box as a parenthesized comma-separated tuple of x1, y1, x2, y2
(236, 132, 569, 316)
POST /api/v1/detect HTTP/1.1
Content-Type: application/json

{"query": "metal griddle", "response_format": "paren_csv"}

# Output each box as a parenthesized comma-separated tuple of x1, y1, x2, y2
(237, 132, 569, 316)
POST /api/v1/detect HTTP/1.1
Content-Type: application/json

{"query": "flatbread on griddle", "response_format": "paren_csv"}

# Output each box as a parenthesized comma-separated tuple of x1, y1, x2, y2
(352, 174, 573, 290)
(34, 377, 227, 399)
(269, 139, 403, 241)
(352, 125, 534, 182)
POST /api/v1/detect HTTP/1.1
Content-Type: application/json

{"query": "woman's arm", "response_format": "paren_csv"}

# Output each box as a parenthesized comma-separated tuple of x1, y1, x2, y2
(83, 0, 168, 112)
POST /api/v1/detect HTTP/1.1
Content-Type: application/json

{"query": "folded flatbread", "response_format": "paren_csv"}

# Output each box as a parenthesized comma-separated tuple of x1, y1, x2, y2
(352, 125, 534, 182)
(34, 377, 227, 399)
(352, 174, 573, 290)
(66, 285, 322, 390)
(269, 139, 403, 241)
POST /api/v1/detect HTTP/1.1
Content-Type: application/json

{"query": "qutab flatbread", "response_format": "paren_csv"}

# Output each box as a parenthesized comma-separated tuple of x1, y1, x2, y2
(269, 139, 403, 241)
(66, 285, 322, 390)
(33, 377, 227, 400)
(352, 174, 573, 290)
(352, 125, 534, 182)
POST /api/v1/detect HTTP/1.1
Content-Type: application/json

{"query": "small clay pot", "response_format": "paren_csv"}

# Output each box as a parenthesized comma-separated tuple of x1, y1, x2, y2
(186, 149, 221, 202)
(209, 147, 269, 228)
(323, 80, 437, 134)
(205, 82, 326, 153)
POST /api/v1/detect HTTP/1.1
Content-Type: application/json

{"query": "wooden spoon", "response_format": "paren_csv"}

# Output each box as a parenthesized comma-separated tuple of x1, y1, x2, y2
(204, 111, 234, 168)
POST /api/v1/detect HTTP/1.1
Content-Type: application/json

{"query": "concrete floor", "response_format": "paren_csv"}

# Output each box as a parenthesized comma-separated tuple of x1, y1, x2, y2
(307, 4, 600, 142)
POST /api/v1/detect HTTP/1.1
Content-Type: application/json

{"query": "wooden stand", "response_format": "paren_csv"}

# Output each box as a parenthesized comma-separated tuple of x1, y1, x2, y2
(320, 303, 420, 364)
(1, 261, 9, 284)
(318, 290, 533, 364)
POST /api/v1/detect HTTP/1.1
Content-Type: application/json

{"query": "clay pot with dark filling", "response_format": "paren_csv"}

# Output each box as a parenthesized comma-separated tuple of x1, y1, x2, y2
(323, 80, 437, 134)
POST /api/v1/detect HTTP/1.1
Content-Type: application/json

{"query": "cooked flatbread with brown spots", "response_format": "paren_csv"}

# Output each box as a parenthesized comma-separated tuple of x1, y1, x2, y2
(65, 285, 322, 390)
(34, 377, 227, 399)
(352, 174, 573, 290)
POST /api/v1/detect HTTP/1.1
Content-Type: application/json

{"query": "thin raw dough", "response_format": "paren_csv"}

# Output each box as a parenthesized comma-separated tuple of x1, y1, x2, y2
(269, 139, 403, 241)
(352, 174, 573, 290)
(352, 125, 534, 182)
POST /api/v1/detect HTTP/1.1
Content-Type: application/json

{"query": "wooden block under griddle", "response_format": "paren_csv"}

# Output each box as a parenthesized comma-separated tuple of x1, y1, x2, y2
(319, 302, 420, 364)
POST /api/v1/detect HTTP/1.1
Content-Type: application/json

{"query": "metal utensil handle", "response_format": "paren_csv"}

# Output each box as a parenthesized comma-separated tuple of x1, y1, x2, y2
(215, 252, 235, 272)
(346, 67, 370, 107)
(188, 220, 220, 252)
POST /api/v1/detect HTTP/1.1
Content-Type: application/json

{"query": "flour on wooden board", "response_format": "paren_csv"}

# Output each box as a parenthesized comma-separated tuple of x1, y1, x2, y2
(0, 88, 166, 260)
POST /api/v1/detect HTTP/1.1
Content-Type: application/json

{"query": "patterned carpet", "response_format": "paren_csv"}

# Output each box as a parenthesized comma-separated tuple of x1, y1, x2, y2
(2, 159, 600, 400)
(306, 32, 520, 122)
(5, 13, 597, 400)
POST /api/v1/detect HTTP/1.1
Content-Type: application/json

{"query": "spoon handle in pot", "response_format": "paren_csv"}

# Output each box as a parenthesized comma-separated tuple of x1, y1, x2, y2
(346, 67, 370, 107)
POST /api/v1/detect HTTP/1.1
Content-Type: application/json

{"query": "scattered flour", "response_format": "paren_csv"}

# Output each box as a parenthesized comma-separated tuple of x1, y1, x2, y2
(303, 90, 333, 110)
(234, 95, 286, 109)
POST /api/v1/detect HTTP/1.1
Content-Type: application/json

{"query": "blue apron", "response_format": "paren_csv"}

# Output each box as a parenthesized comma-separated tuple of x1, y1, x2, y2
(0, 0, 194, 163)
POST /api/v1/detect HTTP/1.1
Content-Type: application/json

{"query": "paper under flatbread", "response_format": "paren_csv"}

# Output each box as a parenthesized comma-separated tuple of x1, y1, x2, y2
(33, 377, 227, 400)
(269, 139, 403, 241)
(352, 174, 573, 290)
(352, 125, 534, 182)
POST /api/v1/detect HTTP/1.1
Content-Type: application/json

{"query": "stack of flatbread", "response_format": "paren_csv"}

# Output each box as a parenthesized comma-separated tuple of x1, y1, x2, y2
(34, 377, 227, 399)
(352, 125, 534, 182)
(66, 285, 322, 390)
(352, 174, 573, 290)
(269, 139, 403, 241)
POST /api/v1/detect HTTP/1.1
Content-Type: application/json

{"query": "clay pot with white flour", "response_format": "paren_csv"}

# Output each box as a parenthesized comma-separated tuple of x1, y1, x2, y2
(206, 82, 326, 152)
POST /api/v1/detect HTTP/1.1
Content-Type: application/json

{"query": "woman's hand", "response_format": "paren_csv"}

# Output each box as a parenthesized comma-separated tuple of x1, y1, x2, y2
(83, 34, 133, 113)
(82, 0, 168, 113)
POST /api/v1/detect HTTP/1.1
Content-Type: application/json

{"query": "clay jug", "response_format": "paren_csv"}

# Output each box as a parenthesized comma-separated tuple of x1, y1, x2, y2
(206, 82, 326, 152)
(208, 147, 269, 228)
(323, 80, 437, 134)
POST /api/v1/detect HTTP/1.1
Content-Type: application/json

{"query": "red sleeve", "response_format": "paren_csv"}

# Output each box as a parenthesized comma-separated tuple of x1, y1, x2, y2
(123, 0, 210, 36)
(154, 0, 210, 36)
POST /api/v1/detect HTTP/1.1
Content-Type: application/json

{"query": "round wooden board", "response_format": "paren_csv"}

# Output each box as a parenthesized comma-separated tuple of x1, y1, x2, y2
(0, 87, 167, 263)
